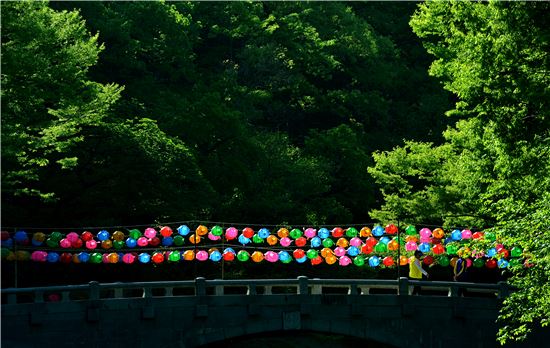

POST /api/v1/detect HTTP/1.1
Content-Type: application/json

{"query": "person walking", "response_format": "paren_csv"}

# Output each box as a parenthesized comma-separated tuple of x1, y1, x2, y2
(409, 250, 429, 295)
(453, 256, 468, 296)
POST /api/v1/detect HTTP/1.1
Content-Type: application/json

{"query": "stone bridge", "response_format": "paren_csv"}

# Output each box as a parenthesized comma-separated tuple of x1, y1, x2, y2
(1, 277, 546, 348)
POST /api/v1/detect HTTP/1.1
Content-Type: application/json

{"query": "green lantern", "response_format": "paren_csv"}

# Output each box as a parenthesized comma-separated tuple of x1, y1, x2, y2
(289, 228, 303, 239)
(345, 227, 358, 238)
(211, 226, 223, 236)
(510, 247, 522, 258)
(306, 249, 318, 259)
(438, 256, 450, 267)
(90, 253, 103, 264)
(405, 225, 417, 236)
(473, 258, 485, 268)
(374, 242, 387, 253)
(353, 255, 365, 267)
(50, 231, 63, 241)
(322, 238, 334, 248)
(237, 250, 250, 262)
(128, 229, 141, 239)
(168, 251, 181, 262)
(446, 244, 458, 255)
(252, 235, 264, 244)
(46, 238, 58, 248)
(484, 231, 496, 242)
(173, 235, 184, 246)
(113, 240, 125, 249)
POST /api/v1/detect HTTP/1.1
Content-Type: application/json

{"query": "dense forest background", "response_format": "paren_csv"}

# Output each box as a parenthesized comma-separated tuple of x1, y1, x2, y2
(2, 1, 549, 343)
(2, 1, 453, 227)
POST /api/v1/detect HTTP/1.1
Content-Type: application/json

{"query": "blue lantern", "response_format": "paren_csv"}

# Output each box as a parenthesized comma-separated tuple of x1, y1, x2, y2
(372, 226, 384, 237)
(295, 256, 307, 263)
(318, 228, 330, 239)
(258, 228, 270, 239)
(419, 243, 431, 253)
(310, 237, 322, 248)
(97, 230, 110, 241)
(451, 229, 462, 241)
(209, 250, 222, 262)
(177, 225, 190, 236)
(238, 234, 251, 245)
(47, 252, 60, 263)
(162, 236, 173, 246)
(368, 256, 380, 267)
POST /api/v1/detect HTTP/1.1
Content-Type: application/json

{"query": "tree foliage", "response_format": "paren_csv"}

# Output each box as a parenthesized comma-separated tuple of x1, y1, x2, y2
(2, 1, 450, 226)
(370, 1, 549, 343)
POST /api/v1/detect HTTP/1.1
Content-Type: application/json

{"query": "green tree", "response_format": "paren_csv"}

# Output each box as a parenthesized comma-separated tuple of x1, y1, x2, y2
(370, 1, 550, 343)
(1, 1, 212, 226)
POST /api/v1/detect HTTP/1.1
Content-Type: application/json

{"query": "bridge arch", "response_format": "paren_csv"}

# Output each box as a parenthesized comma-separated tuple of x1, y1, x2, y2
(197, 330, 398, 348)
(0, 277, 520, 348)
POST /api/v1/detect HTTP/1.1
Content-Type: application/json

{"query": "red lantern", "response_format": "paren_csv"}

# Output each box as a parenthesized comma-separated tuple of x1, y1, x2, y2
(71, 239, 83, 248)
(295, 237, 307, 247)
(81, 231, 94, 242)
(223, 252, 235, 261)
(152, 252, 164, 264)
(293, 249, 305, 259)
(160, 226, 173, 237)
(361, 244, 373, 254)
(366, 237, 378, 247)
(498, 248, 509, 258)
(311, 256, 323, 266)
(423, 255, 434, 265)
(486, 259, 497, 269)
(331, 227, 344, 238)
(382, 256, 395, 267)
(149, 237, 161, 247)
(432, 244, 445, 255)
(385, 224, 398, 235)
(472, 232, 484, 239)
(242, 227, 255, 239)
(60, 253, 73, 263)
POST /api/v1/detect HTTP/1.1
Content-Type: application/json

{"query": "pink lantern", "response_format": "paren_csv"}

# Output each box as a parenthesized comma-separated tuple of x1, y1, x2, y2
(334, 247, 346, 257)
(225, 227, 238, 240)
(339, 256, 351, 266)
(66, 232, 79, 243)
(137, 237, 149, 247)
(304, 228, 317, 238)
(59, 238, 71, 249)
(405, 241, 418, 251)
(85, 240, 97, 249)
(122, 253, 136, 264)
(264, 251, 279, 263)
(461, 229, 473, 239)
(207, 232, 221, 241)
(280, 237, 292, 247)
(419, 228, 432, 239)
(144, 228, 157, 239)
(349, 237, 362, 247)
(196, 250, 208, 261)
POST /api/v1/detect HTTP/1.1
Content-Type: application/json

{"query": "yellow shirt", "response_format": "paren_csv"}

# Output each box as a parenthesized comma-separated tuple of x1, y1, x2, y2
(409, 257, 426, 279)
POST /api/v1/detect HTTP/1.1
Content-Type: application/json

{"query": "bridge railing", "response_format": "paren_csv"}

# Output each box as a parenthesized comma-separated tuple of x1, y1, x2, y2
(1, 277, 510, 305)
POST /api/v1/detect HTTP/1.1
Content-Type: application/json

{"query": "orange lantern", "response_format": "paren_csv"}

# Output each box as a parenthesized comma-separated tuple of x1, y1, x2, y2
(196, 225, 208, 236)
(360, 227, 372, 237)
(277, 228, 289, 238)
(189, 234, 201, 244)
(183, 250, 195, 261)
(432, 228, 445, 239)
(336, 237, 349, 248)
(387, 239, 399, 251)
(251, 251, 264, 263)
(266, 235, 278, 246)
(325, 254, 338, 265)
